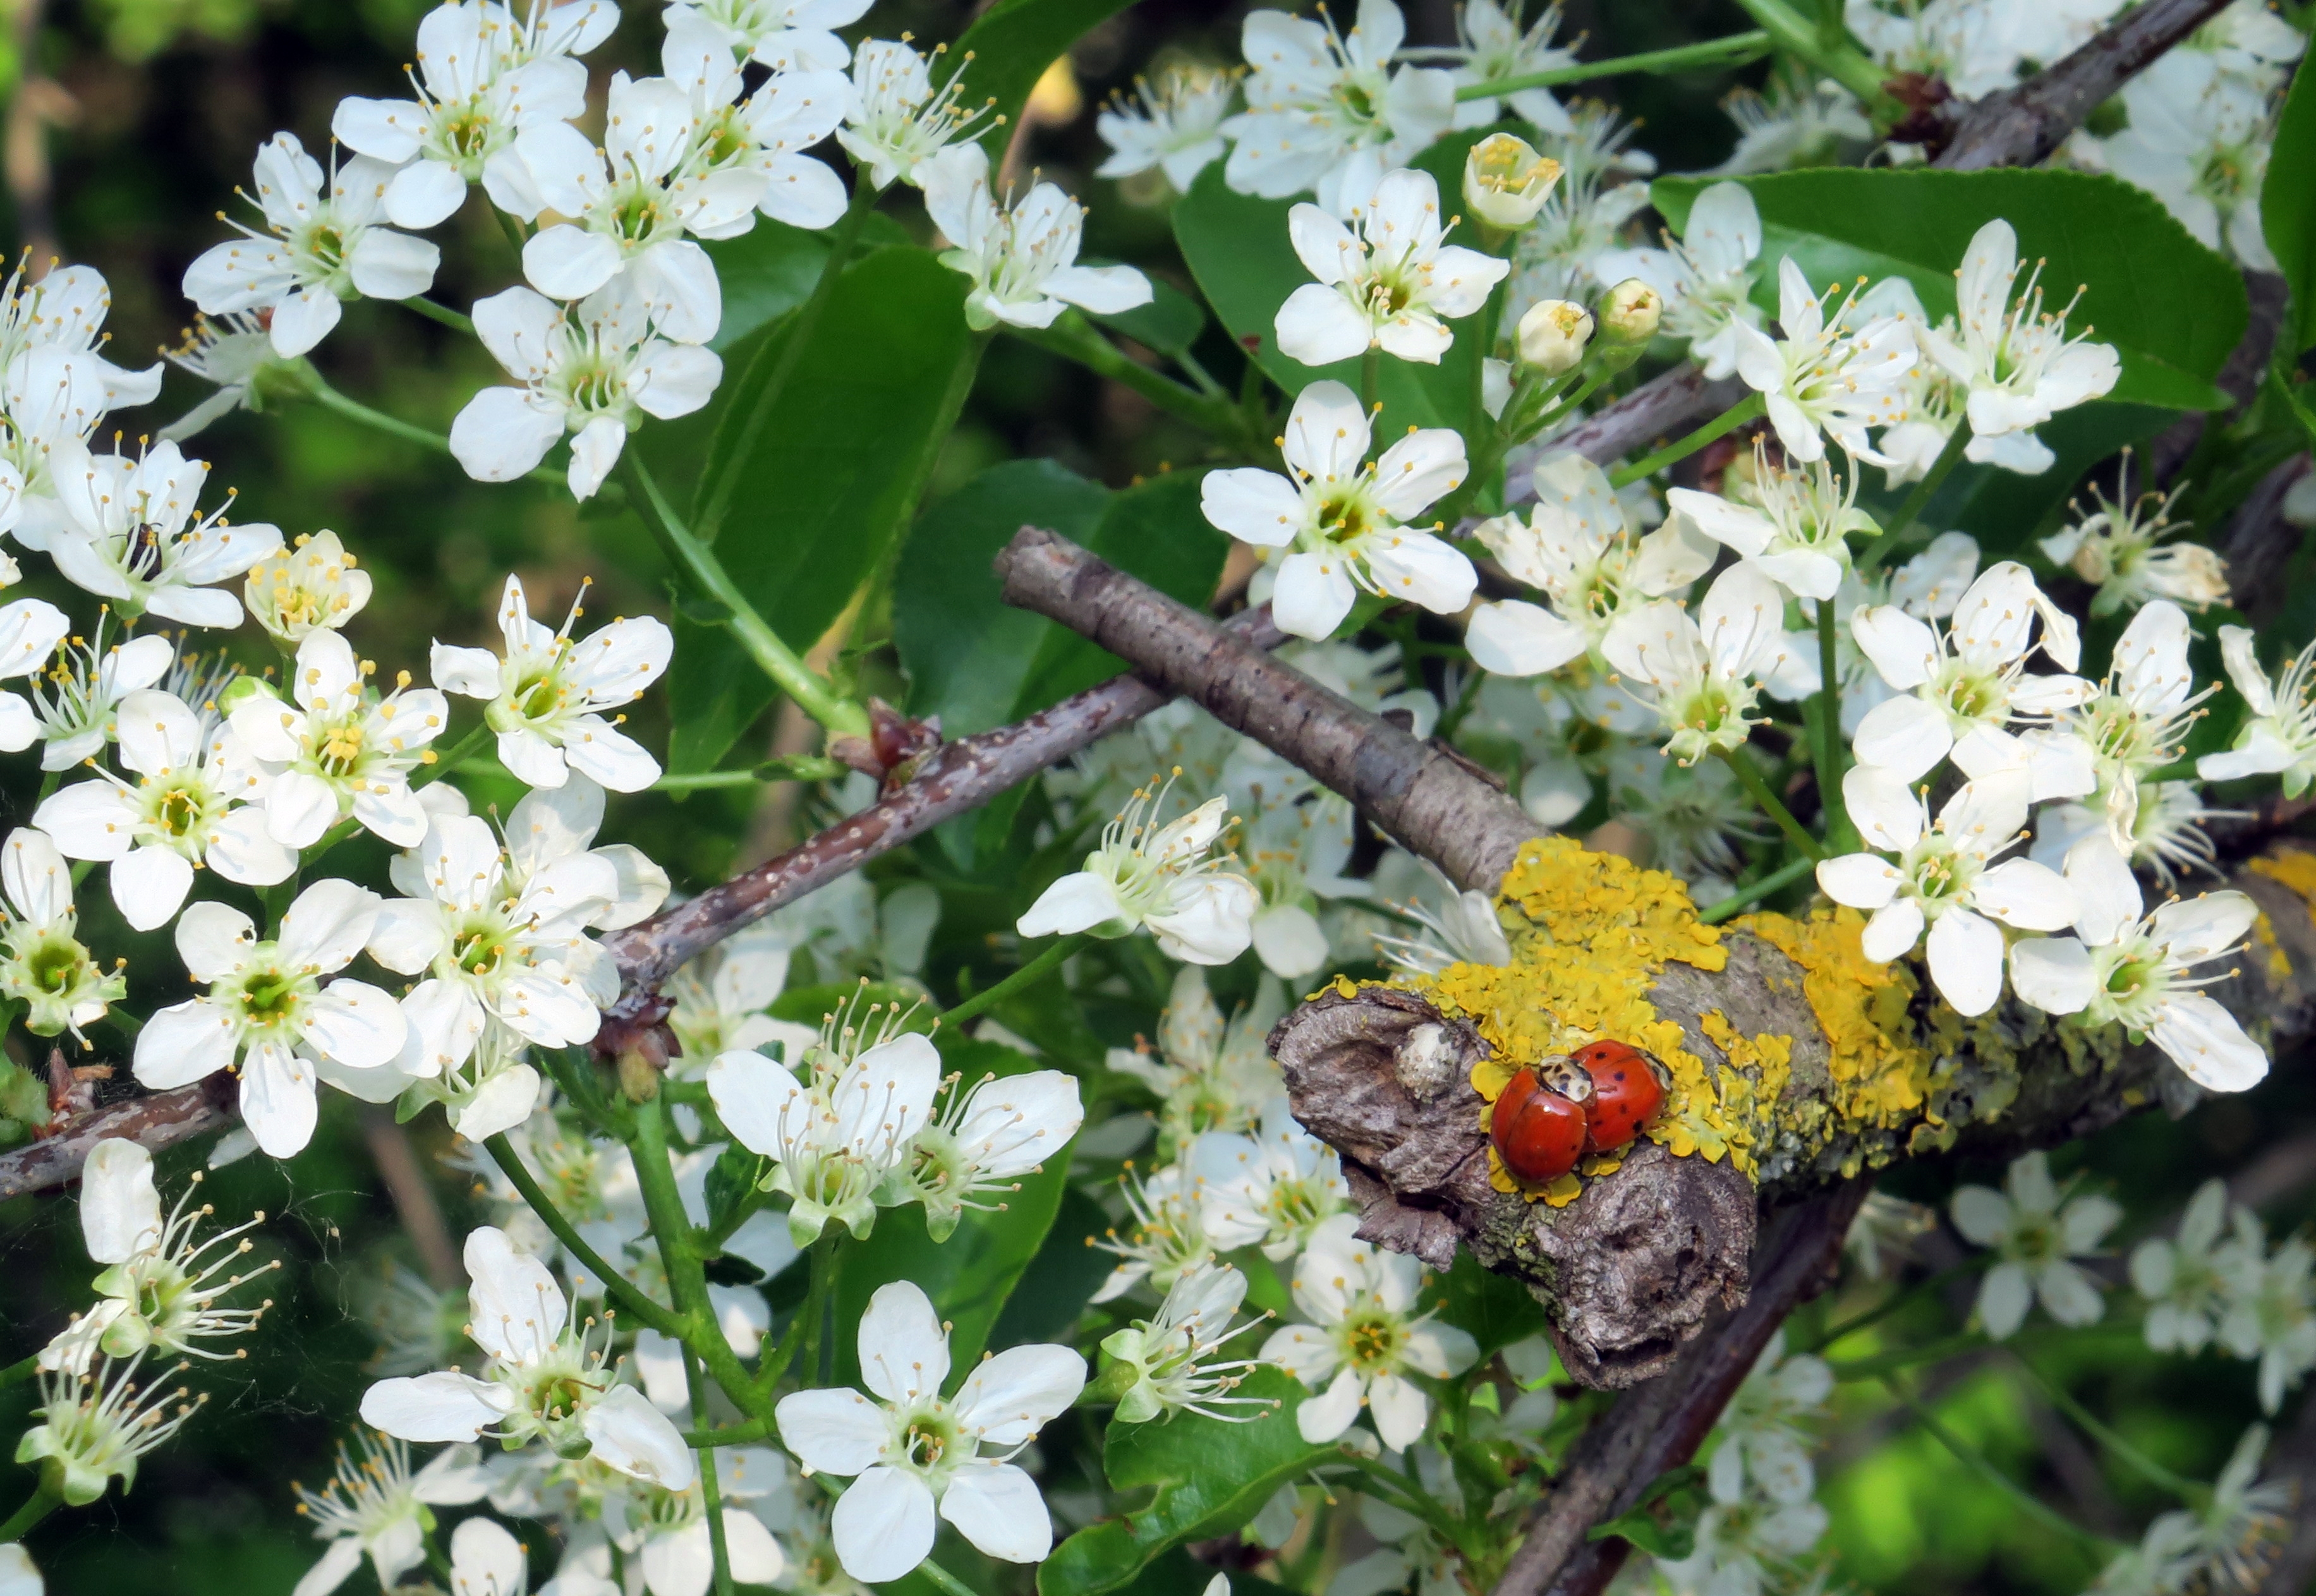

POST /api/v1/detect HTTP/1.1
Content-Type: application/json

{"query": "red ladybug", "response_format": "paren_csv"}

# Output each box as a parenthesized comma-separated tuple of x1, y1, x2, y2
(1572, 1040, 1666, 1154)
(1489, 1065, 1588, 1184)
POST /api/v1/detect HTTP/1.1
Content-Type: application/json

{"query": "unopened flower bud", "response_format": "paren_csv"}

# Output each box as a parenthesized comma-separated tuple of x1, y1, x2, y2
(1462, 133, 1561, 231)
(1517, 299, 1594, 375)
(1598, 278, 1663, 344)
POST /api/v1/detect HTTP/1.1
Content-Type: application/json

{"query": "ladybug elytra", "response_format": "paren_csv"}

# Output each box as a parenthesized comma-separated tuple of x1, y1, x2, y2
(1570, 1039, 1667, 1154)
(1488, 1062, 1589, 1184)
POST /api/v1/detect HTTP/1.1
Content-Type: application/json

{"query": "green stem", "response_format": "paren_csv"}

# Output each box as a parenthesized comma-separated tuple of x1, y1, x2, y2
(682, 1341, 739, 1596)
(1884, 1379, 2121, 1554)
(696, 176, 881, 545)
(1717, 747, 1824, 862)
(1830, 1331, 1984, 1382)
(412, 722, 491, 791)
(403, 296, 475, 335)
(1857, 423, 1972, 574)
(1813, 598, 1856, 852)
(1015, 315, 1259, 449)
(681, 1414, 779, 1448)
(1608, 392, 1764, 487)
(483, 1134, 683, 1336)
(0, 1485, 59, 1544)
(624, 453, 871, 741)
(494, 206, 529, 262)
(0, 1352, 40, 1388)
(1361, 345, 1381, 414)
(1699, 854, 1818, 923)
(919, 1559, 982, 1596)
(798, 1233, 843, 1389)
(631, 1097, 774, 1420)
(2010, 1356, 2209, 1505)
(1453, 29, 1773, 98)
(653, 757, 849, 791)
(303, 373, 566, 488)
(1726, 0, 1892, 109)
(943, 934, 1086, 1030)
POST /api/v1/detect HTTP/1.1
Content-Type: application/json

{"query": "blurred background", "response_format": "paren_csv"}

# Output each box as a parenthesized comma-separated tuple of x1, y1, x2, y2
(0, 0, 2309, 1589)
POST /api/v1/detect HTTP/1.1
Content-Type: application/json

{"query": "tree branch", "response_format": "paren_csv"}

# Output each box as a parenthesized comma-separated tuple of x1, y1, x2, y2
(1933, 0, 2233, 169)
(0, 1074, 236, 1200)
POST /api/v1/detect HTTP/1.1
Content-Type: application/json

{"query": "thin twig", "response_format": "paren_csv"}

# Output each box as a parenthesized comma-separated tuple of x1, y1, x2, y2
(356, 1105, 460, 1291)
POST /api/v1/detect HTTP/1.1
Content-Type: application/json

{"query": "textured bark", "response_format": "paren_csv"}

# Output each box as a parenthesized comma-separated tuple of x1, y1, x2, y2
(0, 1073, 235, 1201)
(2148, 271, 2289, 487)
(2222, 452, 2313, 631)
(1934, 0, 2234, 169)
(1541, 365, 1747, 480)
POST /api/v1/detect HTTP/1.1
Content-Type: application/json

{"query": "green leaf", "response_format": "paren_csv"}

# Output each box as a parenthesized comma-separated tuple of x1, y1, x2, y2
(1435, 1250, 1548, 1358)
(1654, 167, 2248, 410)
(1086, 274, 1208, 359)
(1038, 1368, 1331, 1596)
(665, 246, 979, 773)
(830, 1039, 1072, 1385)
(988, 1184, 1114, 1349)
(703, 1142, 767, 1246)
(1585, 1463, 1706, 1559)
(954, 0, 1137, 161)
(698, 221, 832, 353)
(2267, 61, 2316, 358)
(894, 463, 1234, 737)
(1172, 143, 1492, 439)
(1919, 400, 2173, 560)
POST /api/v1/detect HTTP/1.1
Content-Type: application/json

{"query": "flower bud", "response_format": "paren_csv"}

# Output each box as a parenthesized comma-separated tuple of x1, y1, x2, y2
(1598, 278, 1664, 344)
(1517, 299, 1594, 375)
(1462, 133, 1561, 231)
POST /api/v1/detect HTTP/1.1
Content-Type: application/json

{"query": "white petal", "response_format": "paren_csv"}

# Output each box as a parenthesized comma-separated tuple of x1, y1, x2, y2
(583, 1382, 698, 1489)
(773, 1387, 889, 1475)
(359, 1371, 511, 1442)
(2009, 936, 2095, 1015)
(830, 1466, 937, 1585)
(938, 1461, 1055, 1563)
(1925, 907, 2005, 1016)
(80, 1139, 162, 1264)
(858, 1280, 950, 1404)
(954, 1344, 1086, 1446)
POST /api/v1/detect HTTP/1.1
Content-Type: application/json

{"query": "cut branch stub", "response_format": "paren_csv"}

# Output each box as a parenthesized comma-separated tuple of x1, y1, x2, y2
(1273, 977, 1759, 1389)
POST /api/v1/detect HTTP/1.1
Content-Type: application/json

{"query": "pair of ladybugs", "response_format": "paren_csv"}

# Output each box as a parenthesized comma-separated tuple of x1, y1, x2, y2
(1488, 1040, 1670, 1184)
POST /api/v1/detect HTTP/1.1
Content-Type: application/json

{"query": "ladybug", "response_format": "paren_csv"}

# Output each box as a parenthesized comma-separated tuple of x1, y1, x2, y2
(1489, 1061, 1590, 1184)
(1570, 1040, 1667, 1154)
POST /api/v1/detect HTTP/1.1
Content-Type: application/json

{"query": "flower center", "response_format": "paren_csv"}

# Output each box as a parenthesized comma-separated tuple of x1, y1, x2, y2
(1340, 1309, 1403, 1373)
(232, 957, 310, 1029)
(897, 1404, 966, 1475)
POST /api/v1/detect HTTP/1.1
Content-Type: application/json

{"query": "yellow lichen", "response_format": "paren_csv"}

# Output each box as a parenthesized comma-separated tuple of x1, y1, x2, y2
(1743, 908, 1937, 1156)
(2249, 850, 2316, 922)
(2250, 912, 2293, 990)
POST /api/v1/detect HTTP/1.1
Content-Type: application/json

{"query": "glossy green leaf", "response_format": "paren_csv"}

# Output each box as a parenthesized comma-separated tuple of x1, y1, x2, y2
(2265, 60, 2316, 357)
(1912, 400, 2173, 560)
(1087, 273, 1208, 358)
(1654, 167, 2247, 410)
(954, 0, 1137, 161)
(665, 246, 978, 774)
(830, 1039, 1072, 1386)
(698, 221, 832, 353)
(1038, 1367, 1333, 1596)
(987, 1184, 1113, 1349)
(1434, 1249, 1548, 1358)
(894, 462, 1233, 737)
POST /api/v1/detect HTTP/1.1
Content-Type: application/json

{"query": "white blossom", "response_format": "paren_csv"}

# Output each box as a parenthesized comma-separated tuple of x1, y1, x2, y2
(447, 1516, 531, 1596)
(661, 21, 851, 231)
(134, 880, 408, 1157)
(773, 1281, 1085, 1583)
(1106, 965, 1285, 1151)
(707, 1015, 943, 1247)
(245, 531, 374, 646)
(1275, 166, 1507, 366)
(2218, 1234, 2316, 1414)
(1240, 792, 1367, 979)
(33, 687, 294, 931)
(1592, 181, 1763, 378)
(1710, 1328, 1832, 1505)
(450, 278, 722, 501)
(38, 439, 282, 627)
(1816, 768, 2075, 1015)
(1261, 1213, 1477, 1450)
(1222, 0, 1456, 214)
(1921, 220, 2119, 447)
(1095, 64, 1237, 193)
(1192, 1094, 1349, 1259)
(39, 1138, 272, 1373)
(1709, 78, 1870, 174)
(366, 811, 621, 1074)
(431, 572, 674, 790)
(291, 1432, 493, 1596)
(2199, 626, 2316, 795)
(921, 143, 1151, 331)
(1017, 785, 1257, 965)
(1200, 379, 1472, 640)
(1436, 0, 1575, 133)
(15, 1350, 202, 1505)
(2047, 599, 2214, 849)
(0, 826, 123, 1042)
(330, 0, 614, 230)
(183, 133, 440, 357)
(665, 0, 869, 73)
(360, 1227, 695, 1489)
(1465, 449, 1714, 677)
(837, 39, 996, 191)
(2100, 88, 2278, 270)
(230, 627, 451, 848)
(1090, 1163, 1213, 1303)
(1669, 441, 1877, 603)
(1730, 258, 1917, 464)
(667, 919, 809, 1063)
(887, 1066, 1084, 1241)
(157, 311, 279, 443)
(1600, 561, 1817, 766)
(2040, 477, 2226, 617)
(1949, 1151, 2119, 1338)
(1847, 559, 2091, 794)
(0, 260, 161, 411)
(2010, 836, 2265, 1091)
(1099, 1262, 1274, 1424)
(2130, 1178, 2253, 1355)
